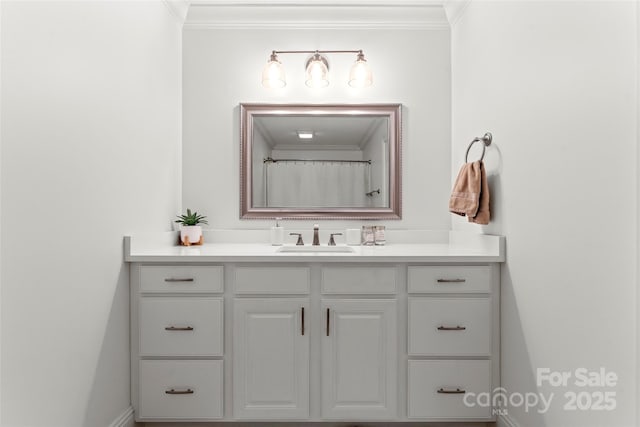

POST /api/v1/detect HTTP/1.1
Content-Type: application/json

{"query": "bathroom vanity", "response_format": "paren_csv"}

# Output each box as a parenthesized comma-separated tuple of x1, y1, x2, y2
(125, 231, 504, 423)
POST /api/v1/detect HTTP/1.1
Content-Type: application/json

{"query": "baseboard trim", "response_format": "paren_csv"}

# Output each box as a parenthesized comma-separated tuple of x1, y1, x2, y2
(498, 412, 521, 427)
(108, 406, 135, 427)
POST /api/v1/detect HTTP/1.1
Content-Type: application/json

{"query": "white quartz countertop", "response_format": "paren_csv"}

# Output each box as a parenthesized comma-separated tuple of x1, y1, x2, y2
(124, 231, 505, 263)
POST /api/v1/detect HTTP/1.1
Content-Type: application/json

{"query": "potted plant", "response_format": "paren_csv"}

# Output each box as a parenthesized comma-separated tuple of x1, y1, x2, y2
(175, 208, 208, 246)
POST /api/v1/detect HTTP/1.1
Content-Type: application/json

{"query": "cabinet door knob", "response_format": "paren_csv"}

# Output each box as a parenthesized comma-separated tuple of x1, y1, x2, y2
(164, 326, 195, 331)
(437, 388, 466, 394)
(165, 388, 194, 395)
(437, 325, 466, 331)
(301, 307, 305, 336)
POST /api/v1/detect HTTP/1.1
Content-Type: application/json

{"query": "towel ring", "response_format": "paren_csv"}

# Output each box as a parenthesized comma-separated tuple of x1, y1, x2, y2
(465, 132, 493, 162)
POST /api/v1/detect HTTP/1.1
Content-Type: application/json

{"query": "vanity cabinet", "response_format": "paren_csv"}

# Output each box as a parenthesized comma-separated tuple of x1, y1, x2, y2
(131, 265, 225, 422)
(130, 260, 500, 423)
(231, 266, 397, 421)
(232, 266, 311, 419)
(321, 299, 397, 419)
(232, 298, 310, 419)
(407, 265, 498, 420)
(319, 266, 398, 419)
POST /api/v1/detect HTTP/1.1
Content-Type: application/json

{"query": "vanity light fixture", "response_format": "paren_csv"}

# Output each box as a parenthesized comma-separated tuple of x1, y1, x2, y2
(262, 51, 286, 88)
(261, 49, 373, 89)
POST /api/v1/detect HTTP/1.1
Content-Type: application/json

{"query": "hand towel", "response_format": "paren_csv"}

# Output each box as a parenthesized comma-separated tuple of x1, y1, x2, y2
(469, 161, 490, 225)
(449, 160, 490, 225)
(449, 161, 482, 217)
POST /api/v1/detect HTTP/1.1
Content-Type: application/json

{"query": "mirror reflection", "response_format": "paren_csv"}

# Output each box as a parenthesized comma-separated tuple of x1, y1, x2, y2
(240, 104, 402, 219)
(253, 115, 388, 208)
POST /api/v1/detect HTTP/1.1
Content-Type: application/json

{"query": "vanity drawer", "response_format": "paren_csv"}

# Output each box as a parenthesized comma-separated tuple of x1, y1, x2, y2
(139, 297, 223, 357)
(408, 266, 491, 293)
(321, 266, 397, 294)
(139, 359, 223, 420)
(408, 359, 491, 419)
(408, 297, 491, 356)
(140, 265, 223, 293)
(235, 267, 310, 294)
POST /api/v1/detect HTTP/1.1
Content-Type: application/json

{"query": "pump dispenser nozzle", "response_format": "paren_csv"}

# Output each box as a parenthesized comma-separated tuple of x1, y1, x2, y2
(271, 217, 284, 246)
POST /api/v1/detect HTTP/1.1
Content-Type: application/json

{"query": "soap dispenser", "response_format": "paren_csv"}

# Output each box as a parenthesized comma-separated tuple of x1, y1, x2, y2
(270, 217, 284, 246)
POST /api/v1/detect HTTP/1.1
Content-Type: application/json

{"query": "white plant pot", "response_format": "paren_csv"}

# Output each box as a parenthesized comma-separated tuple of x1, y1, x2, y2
(180, 225, 202, 245)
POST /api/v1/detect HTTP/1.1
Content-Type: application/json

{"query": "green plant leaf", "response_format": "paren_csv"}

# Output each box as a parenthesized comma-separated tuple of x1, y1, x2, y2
(175, 208, 208, 226)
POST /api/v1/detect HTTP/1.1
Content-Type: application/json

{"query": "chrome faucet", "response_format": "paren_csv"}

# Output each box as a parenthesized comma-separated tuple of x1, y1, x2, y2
(312, 224, 320, 246)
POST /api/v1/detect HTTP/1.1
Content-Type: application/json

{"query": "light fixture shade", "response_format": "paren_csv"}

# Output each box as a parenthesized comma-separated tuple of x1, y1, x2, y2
(305, 53, 329, 88)
(262, 54, 286, 88)
(348, 52, 372, 88)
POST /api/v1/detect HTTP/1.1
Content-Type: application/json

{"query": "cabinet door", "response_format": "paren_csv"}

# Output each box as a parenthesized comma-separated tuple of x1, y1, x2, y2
(233, 298, 309, 419)
(321, 299, 397, 419)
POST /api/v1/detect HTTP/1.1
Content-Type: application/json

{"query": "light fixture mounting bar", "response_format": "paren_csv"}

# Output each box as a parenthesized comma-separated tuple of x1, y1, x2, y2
(272, 49, 364, 55)
(262, 49, 372, 88)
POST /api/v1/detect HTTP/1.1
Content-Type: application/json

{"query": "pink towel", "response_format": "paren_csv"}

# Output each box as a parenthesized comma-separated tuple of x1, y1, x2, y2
(449, 161, 490, 225)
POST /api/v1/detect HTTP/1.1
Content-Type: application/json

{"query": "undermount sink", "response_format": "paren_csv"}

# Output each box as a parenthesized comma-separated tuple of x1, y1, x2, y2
(277, 245, 355, 253)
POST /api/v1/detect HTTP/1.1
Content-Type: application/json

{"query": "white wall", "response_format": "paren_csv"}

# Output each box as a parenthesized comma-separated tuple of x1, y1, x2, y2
(361, 121, 388, 207)
(0, 2, 3, 423)
(0, 2, 182, 426)
(183, 21, 451, 231)
(270, 150, 363, 161)
(637, 4, 640, 423)
(251, 129, 270, 207)
(451, 1, 637, 426)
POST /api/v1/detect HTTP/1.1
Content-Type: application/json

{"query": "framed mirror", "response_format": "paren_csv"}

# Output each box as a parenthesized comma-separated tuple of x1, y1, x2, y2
(240, 103, 402, 219)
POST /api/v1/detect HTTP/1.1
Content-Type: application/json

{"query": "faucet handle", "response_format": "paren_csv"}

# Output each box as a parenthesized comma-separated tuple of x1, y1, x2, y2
(328, 233, 343, 246)
(289, 233, 304, 246)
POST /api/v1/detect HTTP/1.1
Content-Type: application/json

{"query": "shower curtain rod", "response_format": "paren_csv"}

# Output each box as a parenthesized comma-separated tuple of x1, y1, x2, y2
(264, 157, 371, 164)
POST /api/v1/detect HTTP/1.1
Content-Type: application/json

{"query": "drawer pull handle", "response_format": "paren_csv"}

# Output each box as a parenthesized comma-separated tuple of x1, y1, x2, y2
(436, 279, 466, 283)
(301, 307, 305, 336)
(164, 278, 195, 283)
(437, 325, 466, 331)
(164, 326, 194, 331)
(165, 388, 194, 395)
(437, 388, 466, 394)
(326, 308, 330, 337)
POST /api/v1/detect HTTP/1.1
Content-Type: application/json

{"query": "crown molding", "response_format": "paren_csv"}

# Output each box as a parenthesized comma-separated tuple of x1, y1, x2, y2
(191, 0, 443, 5)
(442, 0, 471, 27)
(185, 3, 450, 30)
(163, 0, 191, 23)
(185, 21, 449, 30)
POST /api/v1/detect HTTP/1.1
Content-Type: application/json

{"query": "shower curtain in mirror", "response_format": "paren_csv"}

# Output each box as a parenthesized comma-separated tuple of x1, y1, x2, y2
(265, 161, 369, 207)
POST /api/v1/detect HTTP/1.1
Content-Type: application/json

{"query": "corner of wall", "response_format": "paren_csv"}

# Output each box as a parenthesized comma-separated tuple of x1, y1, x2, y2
(498, 413, 522, 427)
(107, 406, 134, 427)
(636, 1, 640, 425)
(443, 0, 471, 28)
(162, 0, 190, 24)
(0, 0, 3, 423)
